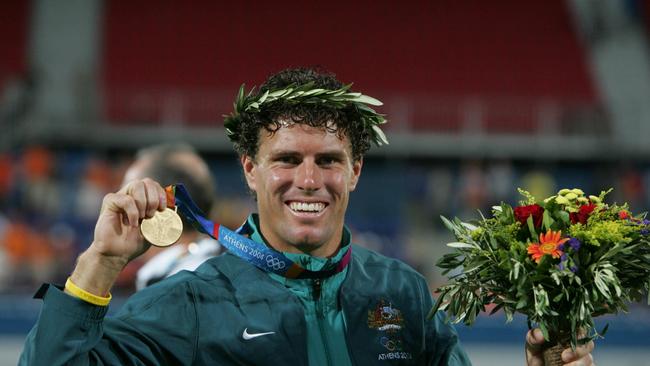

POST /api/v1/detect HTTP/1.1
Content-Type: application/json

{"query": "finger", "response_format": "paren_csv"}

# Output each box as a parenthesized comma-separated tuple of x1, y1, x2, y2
(155, 182, 167, 211)
(526, 329, 545, 350)
(142, 179, 162, 218)
(564, 353, 593, 366)
(525, 329, 545, 365)
(126, 181, 147, 218)
(103, 193, 139, 227)
(563, 340, 594, 362)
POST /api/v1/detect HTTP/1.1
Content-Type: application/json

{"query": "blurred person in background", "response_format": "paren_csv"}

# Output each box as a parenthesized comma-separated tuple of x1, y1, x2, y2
(121, 143, 222, 290)
(19, 68, 593, 365)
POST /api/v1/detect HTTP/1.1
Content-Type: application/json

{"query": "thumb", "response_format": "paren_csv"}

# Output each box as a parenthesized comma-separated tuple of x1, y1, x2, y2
(525, 328, 546, 365)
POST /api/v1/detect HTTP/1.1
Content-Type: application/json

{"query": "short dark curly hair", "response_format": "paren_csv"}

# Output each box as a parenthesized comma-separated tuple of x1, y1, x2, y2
(230, 67, 373, 161)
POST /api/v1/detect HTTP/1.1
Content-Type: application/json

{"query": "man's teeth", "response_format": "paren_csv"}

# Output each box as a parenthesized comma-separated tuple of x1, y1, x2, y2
(289, 202, 325, 212)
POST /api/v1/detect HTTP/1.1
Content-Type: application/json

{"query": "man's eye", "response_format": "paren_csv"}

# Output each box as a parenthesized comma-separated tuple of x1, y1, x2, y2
(318, 157, 339, 165)
(278, 156, 299, 164)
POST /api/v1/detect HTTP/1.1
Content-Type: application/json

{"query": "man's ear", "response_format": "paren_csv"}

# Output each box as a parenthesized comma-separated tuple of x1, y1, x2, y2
(349, 157, 363, 191)
(241, 155, 256, 192)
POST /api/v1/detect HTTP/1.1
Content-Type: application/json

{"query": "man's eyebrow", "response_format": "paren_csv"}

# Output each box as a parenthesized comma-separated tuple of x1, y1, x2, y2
(316, 151, 347, 159)
(270, 149, 346, 156)
(269, 150, 300, 157)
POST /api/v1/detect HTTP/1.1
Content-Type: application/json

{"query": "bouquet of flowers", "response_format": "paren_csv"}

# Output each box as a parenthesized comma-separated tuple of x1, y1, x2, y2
(431, 188, 650, 364)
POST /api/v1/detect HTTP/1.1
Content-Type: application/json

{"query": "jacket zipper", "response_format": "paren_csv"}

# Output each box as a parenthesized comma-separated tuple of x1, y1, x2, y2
(313, 278, 333, 366)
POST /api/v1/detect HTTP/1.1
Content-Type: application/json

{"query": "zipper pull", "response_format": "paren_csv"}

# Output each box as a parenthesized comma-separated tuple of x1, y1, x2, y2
(312, 278, 322, 300)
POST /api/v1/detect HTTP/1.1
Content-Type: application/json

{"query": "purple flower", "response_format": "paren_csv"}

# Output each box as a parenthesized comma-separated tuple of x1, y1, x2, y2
(570, 265, 578, 273)
(567, 237, 581, 252)
(641, 229, 649, 236)
(557, 253, 570, 271)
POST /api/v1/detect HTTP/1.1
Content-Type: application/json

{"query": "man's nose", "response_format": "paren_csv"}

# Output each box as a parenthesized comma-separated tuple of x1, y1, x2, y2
(296, 160, 322, 191)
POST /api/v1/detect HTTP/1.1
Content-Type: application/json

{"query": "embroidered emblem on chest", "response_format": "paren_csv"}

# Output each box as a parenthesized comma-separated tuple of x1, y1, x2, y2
(368, 299, 413, 361)
(367, 299, 404, 332)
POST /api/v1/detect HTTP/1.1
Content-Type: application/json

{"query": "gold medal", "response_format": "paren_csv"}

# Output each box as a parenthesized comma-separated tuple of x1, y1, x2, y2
(140, 208, 183, 247)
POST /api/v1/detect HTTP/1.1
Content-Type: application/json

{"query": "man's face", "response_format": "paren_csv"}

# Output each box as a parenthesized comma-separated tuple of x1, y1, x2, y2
(242, 123, 362, 257)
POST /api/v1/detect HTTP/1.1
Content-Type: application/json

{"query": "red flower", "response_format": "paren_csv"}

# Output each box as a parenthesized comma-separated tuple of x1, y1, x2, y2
(570, 204, 596, 225)
(527, 230, 568, 264)
(619, 210, 630, 220)
(514, 204, 544, 228)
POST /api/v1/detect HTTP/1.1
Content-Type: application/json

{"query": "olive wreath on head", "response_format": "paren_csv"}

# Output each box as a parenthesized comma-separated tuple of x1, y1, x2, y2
(223, 82, 389, 146)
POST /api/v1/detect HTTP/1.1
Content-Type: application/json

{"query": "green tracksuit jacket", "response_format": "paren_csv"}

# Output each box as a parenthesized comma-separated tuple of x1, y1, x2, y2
(20, 243, 470, 365)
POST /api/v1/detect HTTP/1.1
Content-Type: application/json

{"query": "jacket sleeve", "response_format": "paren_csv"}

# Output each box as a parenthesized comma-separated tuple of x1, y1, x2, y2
(19, 283, 198, 366)
(418, 278, 473, 366)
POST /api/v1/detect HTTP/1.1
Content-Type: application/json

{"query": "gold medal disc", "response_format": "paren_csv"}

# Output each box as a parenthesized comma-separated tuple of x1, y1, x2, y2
(140, 208, 183, 247)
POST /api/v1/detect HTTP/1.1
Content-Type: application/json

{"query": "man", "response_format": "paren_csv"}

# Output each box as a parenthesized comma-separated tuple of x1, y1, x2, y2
(121, 143, 222, 290)
(20, 68, 593, 365)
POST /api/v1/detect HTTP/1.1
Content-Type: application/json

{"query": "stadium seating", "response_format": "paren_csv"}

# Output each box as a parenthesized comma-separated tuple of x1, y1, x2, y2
(0, 2, 29, 94)
(101, 0, 597, 133)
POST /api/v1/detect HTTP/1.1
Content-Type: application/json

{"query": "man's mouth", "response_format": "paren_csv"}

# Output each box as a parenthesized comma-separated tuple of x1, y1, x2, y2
(288, 201, 327, 213)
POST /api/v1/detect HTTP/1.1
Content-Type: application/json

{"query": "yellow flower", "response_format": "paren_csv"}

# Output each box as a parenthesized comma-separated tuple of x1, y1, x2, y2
(555, 196, 570, 205)
(565, 192, 577, 200)
(571, 188, 584, 195)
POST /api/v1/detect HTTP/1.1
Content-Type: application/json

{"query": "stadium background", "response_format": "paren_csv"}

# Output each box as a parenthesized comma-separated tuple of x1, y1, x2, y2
(1, 0, 650, 364)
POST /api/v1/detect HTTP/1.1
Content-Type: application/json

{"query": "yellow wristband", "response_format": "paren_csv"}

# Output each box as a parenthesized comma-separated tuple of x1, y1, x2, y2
(64, 278, 112, 306)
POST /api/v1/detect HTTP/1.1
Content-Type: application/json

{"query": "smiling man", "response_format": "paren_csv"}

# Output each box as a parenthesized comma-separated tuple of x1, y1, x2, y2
(20, 68, 594, 365)
(241, 123, 360, 257)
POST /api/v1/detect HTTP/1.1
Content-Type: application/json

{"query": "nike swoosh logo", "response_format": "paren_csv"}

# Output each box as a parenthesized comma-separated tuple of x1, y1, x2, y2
(242, 328, 275, 340)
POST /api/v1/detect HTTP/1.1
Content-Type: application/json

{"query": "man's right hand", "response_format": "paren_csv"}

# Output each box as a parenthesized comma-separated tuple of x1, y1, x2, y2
(68, 178, 167, 297)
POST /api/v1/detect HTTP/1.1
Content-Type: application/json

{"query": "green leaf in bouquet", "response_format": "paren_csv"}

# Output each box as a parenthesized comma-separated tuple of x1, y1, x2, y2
(526, 215, 538, 240)
(504, 307, 514, 322)
(533, 285, 550, 316)
(461, 262, 484, 275)
(489, 302, 505, 316)
(517, 188, 536, 205)
(573, 274, 582, 286)
(465, 300, 479, 325)
(510, 260, 522, 281)
(597, 323, 609, 339)
(440, 215, 455, 231)
(446, 242, 476, 249)
(557, 210, 571, 225)
(593, 275, 611, 298)
(436, 252, 463, 270)
(461, 222, 479, 232)
(516, 298, 528, 310)
(440, 215, 463, 237)
(485, 233, 497, 250)
(427, 289, 449, 320)
(551, 272, 561, 286)
(499, 203, 515, 224)
(597, 188, 613, 203)
(538, 321, 550, 341)
(542, 210, 555, 231)
(579, 302, 587, 321)
(530, 255, 554, 280)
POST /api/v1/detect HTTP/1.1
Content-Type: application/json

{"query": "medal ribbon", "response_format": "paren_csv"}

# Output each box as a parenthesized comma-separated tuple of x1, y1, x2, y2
(166, 184, 352, 279)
